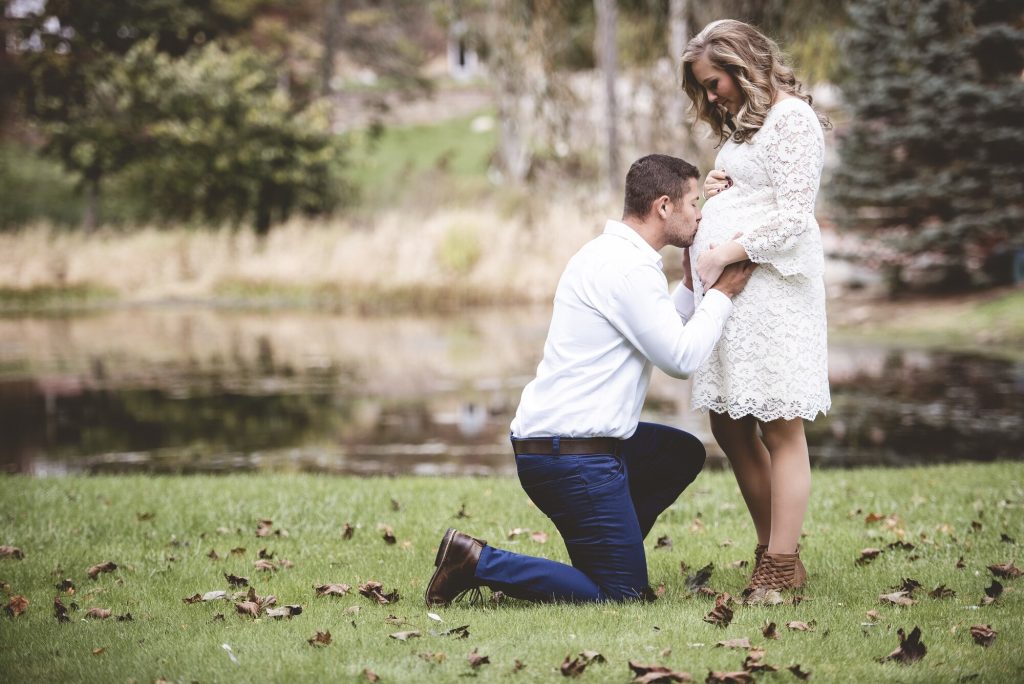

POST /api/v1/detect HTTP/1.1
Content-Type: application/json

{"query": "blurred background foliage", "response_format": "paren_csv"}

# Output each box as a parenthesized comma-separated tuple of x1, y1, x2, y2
(0, 0, 1021, 291)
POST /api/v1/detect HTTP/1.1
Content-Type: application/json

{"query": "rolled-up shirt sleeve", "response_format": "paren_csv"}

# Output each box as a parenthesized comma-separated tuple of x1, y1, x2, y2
(607, 263, 732, 379)
(671, 282, 696, 324)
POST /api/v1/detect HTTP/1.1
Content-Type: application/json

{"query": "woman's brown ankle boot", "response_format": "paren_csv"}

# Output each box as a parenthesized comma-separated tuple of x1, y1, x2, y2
(743, 550, 807, 603)
(753, 543, 768, 571)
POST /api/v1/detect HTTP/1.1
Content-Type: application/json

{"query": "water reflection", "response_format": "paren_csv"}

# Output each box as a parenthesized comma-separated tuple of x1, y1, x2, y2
(0, 307, 1020, 475)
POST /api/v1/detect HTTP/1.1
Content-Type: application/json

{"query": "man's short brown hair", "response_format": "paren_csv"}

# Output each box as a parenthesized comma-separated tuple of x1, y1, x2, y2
(623, 154, 700, 219)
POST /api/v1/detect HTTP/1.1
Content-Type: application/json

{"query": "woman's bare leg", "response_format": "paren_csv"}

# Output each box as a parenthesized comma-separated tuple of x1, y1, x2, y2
(759, 417, 810, 554)
(709, 412, 772, 544)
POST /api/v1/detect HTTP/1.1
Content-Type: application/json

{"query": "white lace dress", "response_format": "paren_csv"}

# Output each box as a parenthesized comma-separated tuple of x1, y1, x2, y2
(690, 98, 831, 422)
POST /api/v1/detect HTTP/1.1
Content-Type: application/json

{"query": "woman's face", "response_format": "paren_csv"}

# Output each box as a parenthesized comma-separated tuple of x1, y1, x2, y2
(691, 54, 742, 116)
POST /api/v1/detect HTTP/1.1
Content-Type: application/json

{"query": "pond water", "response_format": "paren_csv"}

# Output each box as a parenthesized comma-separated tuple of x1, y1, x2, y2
(1, 307, 1021, 475)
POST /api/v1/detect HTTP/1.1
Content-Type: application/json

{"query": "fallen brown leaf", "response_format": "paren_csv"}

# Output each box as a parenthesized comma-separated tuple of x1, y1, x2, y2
(390, 629, 422, 641)
(956, 556, 966, 569)
(5, 595, 28, 617)
(136, 511, 155, 522)
(467, 648, 490, 669)
(507, 527, 527, 539)
(762, 621, 779, 639)
(85, 607, 111, 619)
(87, 561, 117, 580)
(627, 660, 693, 683)
(224, 573, 249, 587)
(879, 591, 916, 607)
(887, 541, 915, 551)
(266, 604, 302, 619)
(892, 578, 922, 595)
(308, 630, 331, 647)
(436, 624, 470, 638)
(929, 584, 955, 599)
(655, 535, 673, 550)
(982, 579, 1003, 605)
(880, 626, 927, 664)
(786, 620, 814, 632)
(1001, 533, 1016, 544)
(866, 610, 881, 621)
(530, 531, 549, 543)
(969, 624, 997, 647)
(379, 525, 397, 545)
(202, 590, 228, 602)
(420, 652, 447, 664)
(684, 563, 714, 592)
(490, 591, 505, 605)
(91, 647, 105, 656)
(254, 559, 276, 572)
(455, 503, 470, 519)
(278, 559, 294, 569)
(344, 605, 361, 615)
(703, 593, 734, 628)
(362, 668, 380, 682)
(560, 650, 605, 677)
(705, 670, 753, 683)
(358, 580, 399, 605)
(987, 561, 1022, 579)
(207, 549, 220, 560)
(235, 601, 261, 618)
(256, 519, 273, 537)
(511, 658, 525, 672)
(715, 637, 751, 650)
(54, 596, 70, 623)
(787, 664, 812, 680)
(971, 520, 983, 533)
(342, 522, 355, 539)
(743, 649, 777, 673)
(56, 578, 75, 594)
(213, 613, 225, 621)
(315, 583, 351, 597)
(689, 518, 705, 533)
(116, 612, 133, 621)
(856, 548, 882, 566)
(390, 497, 401, 511)
(230, 547, 246, 556)
(0, 545, 25, 560)
(256, 548, 273, 559)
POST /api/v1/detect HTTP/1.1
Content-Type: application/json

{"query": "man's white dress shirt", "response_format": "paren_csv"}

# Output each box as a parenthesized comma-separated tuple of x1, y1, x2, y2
(511, 220, 733, 440)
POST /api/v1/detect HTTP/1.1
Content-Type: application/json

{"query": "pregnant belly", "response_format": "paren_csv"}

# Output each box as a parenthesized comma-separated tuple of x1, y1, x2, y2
(694, 189, 773, 260)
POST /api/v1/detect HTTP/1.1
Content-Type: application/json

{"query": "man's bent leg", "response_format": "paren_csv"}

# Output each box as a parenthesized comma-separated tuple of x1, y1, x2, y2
(620, 422, 706, 538)
(473, 545, 606, 602)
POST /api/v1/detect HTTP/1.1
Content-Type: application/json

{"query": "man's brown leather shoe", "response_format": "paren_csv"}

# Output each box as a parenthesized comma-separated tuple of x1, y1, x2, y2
(424, 528, 486, 606)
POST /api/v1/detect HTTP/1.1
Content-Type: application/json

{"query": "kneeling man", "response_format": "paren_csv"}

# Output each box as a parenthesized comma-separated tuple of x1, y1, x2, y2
(426, 154, 754, 605)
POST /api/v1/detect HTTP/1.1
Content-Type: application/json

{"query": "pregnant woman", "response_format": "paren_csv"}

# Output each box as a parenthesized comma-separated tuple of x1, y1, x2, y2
(680, 19, 831, 600)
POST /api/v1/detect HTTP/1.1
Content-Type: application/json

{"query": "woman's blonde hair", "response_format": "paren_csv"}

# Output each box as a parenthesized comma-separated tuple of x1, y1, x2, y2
(681, 19, 830, 145)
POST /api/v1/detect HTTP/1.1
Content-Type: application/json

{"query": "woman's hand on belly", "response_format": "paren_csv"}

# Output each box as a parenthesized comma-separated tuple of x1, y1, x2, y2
(702, 169, 733, 200)
(697, 232, 745, 288)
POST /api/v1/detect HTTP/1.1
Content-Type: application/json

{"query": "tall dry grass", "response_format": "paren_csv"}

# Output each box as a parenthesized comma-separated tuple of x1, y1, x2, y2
(0, 200, 634, 309)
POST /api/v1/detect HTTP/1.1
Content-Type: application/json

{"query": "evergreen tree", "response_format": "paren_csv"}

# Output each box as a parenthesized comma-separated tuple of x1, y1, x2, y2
(832, 0, 1024, 290)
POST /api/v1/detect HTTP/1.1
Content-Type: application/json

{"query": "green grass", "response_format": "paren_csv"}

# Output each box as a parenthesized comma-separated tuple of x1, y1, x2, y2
(344, 109, 497, 210)
(0, 284, 118, 313)
(1, 465, 1022, 682)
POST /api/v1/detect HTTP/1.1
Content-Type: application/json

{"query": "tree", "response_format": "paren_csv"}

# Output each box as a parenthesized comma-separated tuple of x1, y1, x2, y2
(594, 0, 620, 194)
(831, 0, 1024, 290)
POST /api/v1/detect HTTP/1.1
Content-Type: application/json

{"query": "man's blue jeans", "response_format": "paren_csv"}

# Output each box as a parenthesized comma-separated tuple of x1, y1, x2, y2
(473, 422, 705, 602)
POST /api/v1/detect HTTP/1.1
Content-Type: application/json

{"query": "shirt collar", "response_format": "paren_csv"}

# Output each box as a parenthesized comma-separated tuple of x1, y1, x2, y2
(603, 219, 663, 267)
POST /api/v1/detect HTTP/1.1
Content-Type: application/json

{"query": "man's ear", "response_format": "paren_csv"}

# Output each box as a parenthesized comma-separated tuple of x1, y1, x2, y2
(653, 195, 671, 219)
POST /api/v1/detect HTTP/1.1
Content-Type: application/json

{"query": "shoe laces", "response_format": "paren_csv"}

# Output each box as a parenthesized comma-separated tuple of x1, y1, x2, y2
(453, 586, 484, 605)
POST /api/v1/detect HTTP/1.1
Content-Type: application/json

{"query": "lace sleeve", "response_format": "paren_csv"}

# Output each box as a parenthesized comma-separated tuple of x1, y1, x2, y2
(736, 104, 824, 278)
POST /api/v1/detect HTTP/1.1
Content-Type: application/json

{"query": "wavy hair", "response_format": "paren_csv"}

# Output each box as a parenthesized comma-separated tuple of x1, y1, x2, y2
(680, 19, 831, 145)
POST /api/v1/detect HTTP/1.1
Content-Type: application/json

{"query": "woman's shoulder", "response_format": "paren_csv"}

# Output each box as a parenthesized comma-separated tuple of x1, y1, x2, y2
(763, 97, 822, 137)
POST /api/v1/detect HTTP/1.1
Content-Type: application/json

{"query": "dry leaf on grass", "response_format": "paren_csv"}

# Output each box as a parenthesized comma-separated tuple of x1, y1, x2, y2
(87, 561, 117, 580)
(0, 545, 25, 560)
(560, 650, 605, 677)
(684, 563, 714, 593)
(56, 578, 75, 594)
(655, 535, 672, 550)
(880, 626, 927, 664)
(787, 664, 812, 680)
(345, 605, 361, 615)
(715, 637, 751, 649)
(762, 621, 779, 639)
(224, 573, 249, 588)
(786, 621, 814, 632)
(362, 668, 379, 682)
(511, 658, 525, 672)
(455, 503, 470, 519)
(358, 581, 400, 605)
(5, 595, 28, 617)
(434, 624, 470, 639)
(85, 607, 111, 619)
(390, 497, 401, 511)
(892, 578, 922, 594)
(530, 531, 549, 544)
(743, 649, 777, 673)
(254, 559, 276, 572)
(703, 593, 734, 628)
(207, 549, 220, 560)
(969, 624, 997, 647)
(266, 605, 302, 619)
(982, 580, 1003, 605)
(230, 547, 246, 556)
(420, 652, 447, 664)
(342, 522, 355, 539)
(256, 519, 273, 537)
(389, 630, 421, 641)
(314, 583, 351, 597)
(856, 548, 882, 566)
(705, 670, 753, 683)
(879, 591, 916, 607)
(467, 648, 490, 669)
(929, 584, 955, 599)
(866, 610, 881, 621)
(235, 601, 260, 618)
(987, 561, 1022, 578)
(379, 525, 397, 545)
(308, 630, 331, 647)
(54, 596, 70, 623)
(627, 660, 693, 683)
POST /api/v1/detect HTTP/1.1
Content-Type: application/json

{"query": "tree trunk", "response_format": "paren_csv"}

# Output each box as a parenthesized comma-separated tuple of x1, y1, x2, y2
(594, 0, 620, 194)
(82, 175, 100, 233)
(321, 0, 341, 96)
(669, 0, 689, 63)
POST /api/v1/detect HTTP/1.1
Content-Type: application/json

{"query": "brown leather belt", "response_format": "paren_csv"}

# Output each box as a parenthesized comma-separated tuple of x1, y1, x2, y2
(511, 436, 620, 456)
